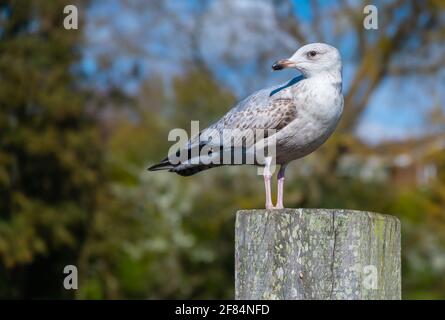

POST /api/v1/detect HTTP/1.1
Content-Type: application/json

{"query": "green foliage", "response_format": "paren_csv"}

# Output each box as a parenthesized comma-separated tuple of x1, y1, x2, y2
(0, 0, 102, 298)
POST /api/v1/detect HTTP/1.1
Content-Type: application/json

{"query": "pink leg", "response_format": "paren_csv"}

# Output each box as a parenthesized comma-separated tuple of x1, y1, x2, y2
(264, 175, 274, 209)
(276, 164, 287, 209)
(263, 157, 274, 209)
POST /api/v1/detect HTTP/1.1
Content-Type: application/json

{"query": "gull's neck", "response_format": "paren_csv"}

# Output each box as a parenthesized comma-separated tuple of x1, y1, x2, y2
(306, 68, 342, 93)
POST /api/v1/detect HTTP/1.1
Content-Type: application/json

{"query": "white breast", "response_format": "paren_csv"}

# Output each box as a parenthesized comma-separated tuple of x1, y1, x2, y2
(273, 77, 344, 164)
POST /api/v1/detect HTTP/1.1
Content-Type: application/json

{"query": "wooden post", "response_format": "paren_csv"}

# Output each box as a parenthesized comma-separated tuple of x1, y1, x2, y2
(235, 209, 401, 300)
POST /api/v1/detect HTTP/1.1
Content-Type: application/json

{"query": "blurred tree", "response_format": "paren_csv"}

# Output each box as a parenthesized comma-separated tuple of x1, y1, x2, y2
(0, 0, 103, 298)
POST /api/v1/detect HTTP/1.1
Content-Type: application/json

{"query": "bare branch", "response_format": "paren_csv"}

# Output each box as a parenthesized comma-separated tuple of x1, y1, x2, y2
(272, 0, 308, 44)
(389, 57, 445, 76)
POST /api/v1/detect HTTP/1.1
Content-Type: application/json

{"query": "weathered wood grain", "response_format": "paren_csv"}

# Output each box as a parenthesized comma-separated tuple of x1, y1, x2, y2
(235, 209, 401, 300)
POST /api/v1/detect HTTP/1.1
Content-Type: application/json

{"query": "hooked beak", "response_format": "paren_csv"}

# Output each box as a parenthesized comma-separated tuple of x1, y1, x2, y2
(271, 59, 297, 71)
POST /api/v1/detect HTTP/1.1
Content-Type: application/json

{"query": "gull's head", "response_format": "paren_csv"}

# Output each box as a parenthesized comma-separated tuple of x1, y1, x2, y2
(272, 43, 341, 77)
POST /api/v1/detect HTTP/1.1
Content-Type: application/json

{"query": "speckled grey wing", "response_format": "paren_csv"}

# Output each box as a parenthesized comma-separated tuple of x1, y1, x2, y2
(187, 76, 304, 149)
(200, 89, 299, 149)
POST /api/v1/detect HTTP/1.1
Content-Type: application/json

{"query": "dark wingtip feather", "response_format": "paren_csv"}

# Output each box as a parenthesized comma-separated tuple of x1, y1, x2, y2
(147, 160, 172, 171)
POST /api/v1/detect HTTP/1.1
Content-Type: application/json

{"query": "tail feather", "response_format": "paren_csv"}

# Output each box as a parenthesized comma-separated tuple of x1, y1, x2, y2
(149, 142, 230, 176)
(173, 163, 222, 176)
(148, 157, 172, 171)
(148, 157, 222, 176)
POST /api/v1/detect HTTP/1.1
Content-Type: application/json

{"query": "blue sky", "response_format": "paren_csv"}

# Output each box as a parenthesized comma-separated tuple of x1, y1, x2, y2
(81, 0, 444, 144)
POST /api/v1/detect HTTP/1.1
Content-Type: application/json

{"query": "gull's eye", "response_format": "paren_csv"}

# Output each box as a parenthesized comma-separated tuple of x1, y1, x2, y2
(307, 50, 317, 58)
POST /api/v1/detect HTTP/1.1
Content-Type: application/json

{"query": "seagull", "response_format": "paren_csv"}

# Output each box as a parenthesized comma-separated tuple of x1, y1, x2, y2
(149, 43, 343, 209)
